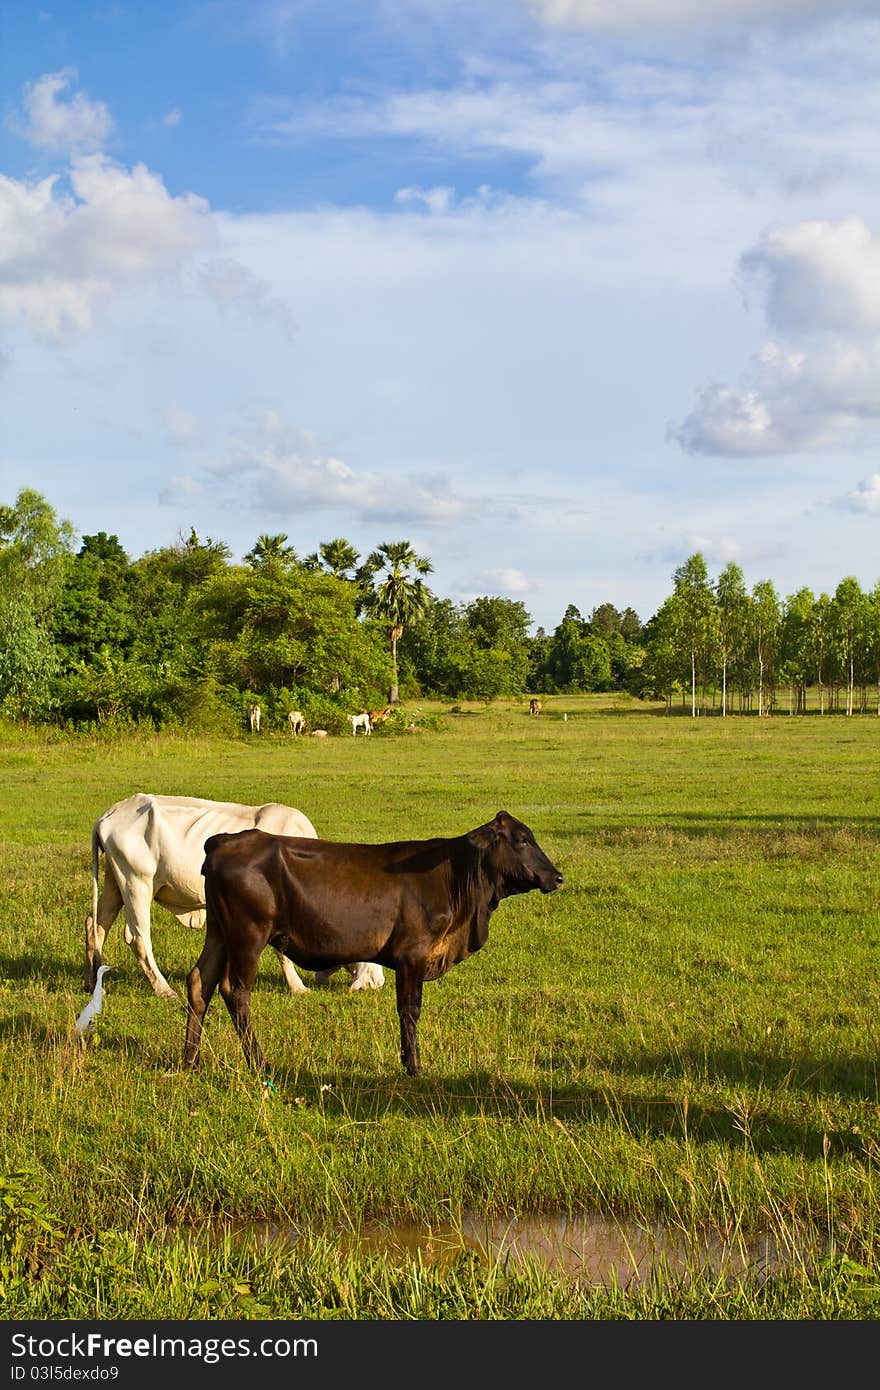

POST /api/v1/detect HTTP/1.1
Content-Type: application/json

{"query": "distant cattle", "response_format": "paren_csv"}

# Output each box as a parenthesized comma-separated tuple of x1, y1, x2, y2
(247, 704, 261, 734)
(184, 811, 562, 1077)
(84, 794, 384, 999)
(310, 729, 328, 738)
(348, 712, 372, 736)
(529, 699, 542, 716)
(287, 711, 306, 737)
(368, 707, 393, 728)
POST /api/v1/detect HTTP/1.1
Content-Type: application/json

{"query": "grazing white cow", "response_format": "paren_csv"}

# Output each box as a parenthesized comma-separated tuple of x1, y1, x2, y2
(84, 793, 384, 999)
(288, 710, 306, 737)
(247, 704, 261, 734)
(348, 712, 372, 736)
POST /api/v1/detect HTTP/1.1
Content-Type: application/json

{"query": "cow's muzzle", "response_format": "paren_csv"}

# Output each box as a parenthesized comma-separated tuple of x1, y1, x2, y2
(540, 871, 563, 893)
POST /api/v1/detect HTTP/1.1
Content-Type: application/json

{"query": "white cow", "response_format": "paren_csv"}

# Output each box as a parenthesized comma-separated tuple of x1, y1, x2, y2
(348, 712, 372, 736)
(84, 793, 385, 999)
(247, 704, 261, 733)
(287, 710, 306, 736)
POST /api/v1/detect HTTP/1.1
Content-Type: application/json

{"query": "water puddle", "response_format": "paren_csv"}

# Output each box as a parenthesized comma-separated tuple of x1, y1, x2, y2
(209, 1212, 810, 1288)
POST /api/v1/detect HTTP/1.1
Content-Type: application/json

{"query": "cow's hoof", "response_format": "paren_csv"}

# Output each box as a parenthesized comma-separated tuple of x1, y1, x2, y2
(156, 985, 179, 1001)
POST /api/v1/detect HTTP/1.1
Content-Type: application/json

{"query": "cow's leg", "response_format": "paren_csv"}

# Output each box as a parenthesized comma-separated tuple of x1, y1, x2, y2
(273, 948, 308, 994)
(183, 935, 226, 1068)
(219, 942, 268, 1073)
(347, 962, 385, 991)
(395, 964, 424, 1076)
(83, 875, 123, 990)
(122, 884, 177, 999)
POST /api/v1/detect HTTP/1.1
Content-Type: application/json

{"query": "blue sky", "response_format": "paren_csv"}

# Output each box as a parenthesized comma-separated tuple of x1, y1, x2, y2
(3, 0, 880, 632)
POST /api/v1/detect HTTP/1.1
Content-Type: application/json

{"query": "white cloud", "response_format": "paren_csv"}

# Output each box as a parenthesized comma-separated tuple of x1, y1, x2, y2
(457, 567, 532, 598)
(672, 218, 880, 456)
(740, 217, 880, 334)
(198, 257, 296, 339)
(9, 69, 114, 155)
(838, 474, 880, 516)
(526, 0, 871, 30)
(162, 404, 198, 446)
(0, 155, 214, 339)
(394, 185, 456, 214)
(161, 107, 183, 128)
(161, 410, 479, 524)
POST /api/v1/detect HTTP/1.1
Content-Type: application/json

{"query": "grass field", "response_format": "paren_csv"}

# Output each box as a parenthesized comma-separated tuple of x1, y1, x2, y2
(2, 694, 880, 1319)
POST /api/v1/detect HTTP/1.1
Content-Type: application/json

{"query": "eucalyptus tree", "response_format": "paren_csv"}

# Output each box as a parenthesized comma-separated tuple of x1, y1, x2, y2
(832, 576, 866, 716)
(714, 562, 749, 716)
(670, 553, 716, 716)
(780, 587, 816, 714)
(358, 541, 434, 704)
(750, 580, 781, 716)
(866, 582, 880, 716)
(640, 599, 680, 711)
(807, 593, 833, 714)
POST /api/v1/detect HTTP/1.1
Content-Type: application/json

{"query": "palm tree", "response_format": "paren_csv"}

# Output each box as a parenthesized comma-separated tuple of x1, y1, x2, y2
(243, 533, 298, 571)
(303, 537, 360, 579)
(359, 540, 433, 704)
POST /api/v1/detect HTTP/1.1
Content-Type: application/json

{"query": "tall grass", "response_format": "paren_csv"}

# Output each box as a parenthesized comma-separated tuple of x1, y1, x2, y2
(2, 696, 880, 1318)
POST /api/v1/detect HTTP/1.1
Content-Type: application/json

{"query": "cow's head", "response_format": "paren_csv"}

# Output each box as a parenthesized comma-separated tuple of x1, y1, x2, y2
(468, 811, 563, 897)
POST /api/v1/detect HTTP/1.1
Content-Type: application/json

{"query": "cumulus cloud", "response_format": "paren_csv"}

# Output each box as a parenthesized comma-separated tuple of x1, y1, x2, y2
(8, 69, 114, 155)
(161, 410, 480, 524)
(672, 217, 880, 456)
(465, 567, 533, 595)
(739, 217, 880, 334)
(526, 0, 870, 30)
(0, 155, 214, 339)
(838, 474, 880, 516)
(161, 107, 183, 128)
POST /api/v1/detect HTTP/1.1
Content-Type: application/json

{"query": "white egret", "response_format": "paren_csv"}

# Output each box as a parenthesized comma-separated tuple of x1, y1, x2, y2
(75, 965, 111, 1037)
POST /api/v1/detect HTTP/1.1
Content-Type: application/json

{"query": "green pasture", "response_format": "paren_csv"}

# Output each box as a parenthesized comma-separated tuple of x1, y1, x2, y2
(2, 695, 880, 1319)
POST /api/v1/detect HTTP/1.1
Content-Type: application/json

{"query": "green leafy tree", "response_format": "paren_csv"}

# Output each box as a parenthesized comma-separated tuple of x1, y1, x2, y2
(670, 553, 716, 716)
(779, 587, 816, 715)
(0, 490, 74, 720)
(807, 593, 834, 714)
(463, 596, 532, 693)
(640, 599, 681, 710)
(831, 576, 866, 716)
(52, 533, 136, 671)
(400, 597, 470, 695)
(189, 564, 388, 704)
(358, 541, 433, 704)
(714, 562, 749, 717)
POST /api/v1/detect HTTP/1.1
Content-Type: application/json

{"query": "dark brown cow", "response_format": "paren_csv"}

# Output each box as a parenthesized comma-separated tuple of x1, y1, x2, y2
(184, 811, 563, 1077)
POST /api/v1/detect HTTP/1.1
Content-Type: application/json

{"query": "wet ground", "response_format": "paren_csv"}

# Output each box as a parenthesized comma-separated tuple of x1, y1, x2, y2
(210, 1210, 812, 1287)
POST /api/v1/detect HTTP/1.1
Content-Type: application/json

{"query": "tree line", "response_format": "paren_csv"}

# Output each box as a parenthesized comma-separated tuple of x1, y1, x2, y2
(0, 489, 877, 730)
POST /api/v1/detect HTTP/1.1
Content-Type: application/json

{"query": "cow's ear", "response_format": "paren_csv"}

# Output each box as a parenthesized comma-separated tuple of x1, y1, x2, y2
(468, 822, 499, 851)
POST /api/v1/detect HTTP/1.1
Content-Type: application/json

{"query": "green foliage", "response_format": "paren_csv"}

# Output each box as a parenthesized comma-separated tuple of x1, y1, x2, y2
(0, 597, 60, 719)
(0, 1171, 63, 1301)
